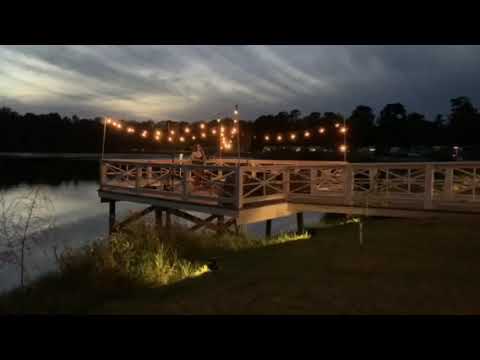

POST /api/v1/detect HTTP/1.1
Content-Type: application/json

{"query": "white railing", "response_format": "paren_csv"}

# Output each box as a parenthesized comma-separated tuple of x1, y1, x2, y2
(100, 159, 480, 213)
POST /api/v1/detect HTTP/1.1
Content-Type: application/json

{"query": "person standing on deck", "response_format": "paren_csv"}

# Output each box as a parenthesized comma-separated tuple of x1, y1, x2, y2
(191, 144, 206, 164)
(191, 144, 207, 190)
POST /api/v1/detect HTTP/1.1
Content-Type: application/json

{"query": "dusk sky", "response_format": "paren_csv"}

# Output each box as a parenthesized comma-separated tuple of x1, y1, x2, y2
(1, 45, 480, 122)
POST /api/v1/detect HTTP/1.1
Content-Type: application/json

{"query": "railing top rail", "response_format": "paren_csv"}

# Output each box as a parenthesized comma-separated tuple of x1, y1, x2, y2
(103, 159, 237, 172)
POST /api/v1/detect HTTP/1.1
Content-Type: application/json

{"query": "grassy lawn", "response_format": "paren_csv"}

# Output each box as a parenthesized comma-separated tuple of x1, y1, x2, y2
(93, 218, 480, 315)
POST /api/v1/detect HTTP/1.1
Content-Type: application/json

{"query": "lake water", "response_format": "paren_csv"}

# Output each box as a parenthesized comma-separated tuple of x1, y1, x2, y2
(0, 158, 323, 293)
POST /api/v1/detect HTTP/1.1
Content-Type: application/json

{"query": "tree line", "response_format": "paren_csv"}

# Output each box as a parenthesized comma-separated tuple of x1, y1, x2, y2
(0, 96, 478, 154)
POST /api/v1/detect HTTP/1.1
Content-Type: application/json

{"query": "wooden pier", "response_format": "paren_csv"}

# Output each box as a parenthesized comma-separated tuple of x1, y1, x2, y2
(98, 158, 480, 236)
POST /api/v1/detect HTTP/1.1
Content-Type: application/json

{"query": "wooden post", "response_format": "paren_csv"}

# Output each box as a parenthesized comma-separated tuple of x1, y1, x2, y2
(266, 219, 272, 239)
(146, 166, 152, 182)
(445, 167, 454, 201)
(217, 215, 225, 235)
(297, 212, 304, 234)
(424, 164, 434, 209)
(344, 164, 353, 206)
(283, 167, 290, 200)
(136, 165, 142, 192)
(235, 166, 244, 209)
(155, 207, 163, 231)
(166, 209, 172, 229)
(183, 166, 191, 200)
(108, 200, 116, 235)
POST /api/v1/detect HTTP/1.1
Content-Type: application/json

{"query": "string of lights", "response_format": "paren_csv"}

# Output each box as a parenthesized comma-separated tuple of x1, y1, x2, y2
(103, 117, 349, 154)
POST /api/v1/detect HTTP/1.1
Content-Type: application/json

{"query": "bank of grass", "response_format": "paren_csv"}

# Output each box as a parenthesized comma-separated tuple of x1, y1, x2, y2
(3, 216, 480, 314)
(0, 220, 309, 314)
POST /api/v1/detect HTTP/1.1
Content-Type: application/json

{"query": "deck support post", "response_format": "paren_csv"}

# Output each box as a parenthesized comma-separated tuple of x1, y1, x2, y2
(155, 207, 163, 231)
(297, 212, 304, 234)
(108, 200, 116, 235)
(217, 215, 225, 235)
(266, 219, 272, 239)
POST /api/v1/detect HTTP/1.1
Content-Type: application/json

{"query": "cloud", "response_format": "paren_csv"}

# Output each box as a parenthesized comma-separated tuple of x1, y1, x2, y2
(1, 45, 480, 121)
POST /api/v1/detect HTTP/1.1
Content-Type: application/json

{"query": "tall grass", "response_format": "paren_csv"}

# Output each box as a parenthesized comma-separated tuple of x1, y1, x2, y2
(0, 219, 311, 313)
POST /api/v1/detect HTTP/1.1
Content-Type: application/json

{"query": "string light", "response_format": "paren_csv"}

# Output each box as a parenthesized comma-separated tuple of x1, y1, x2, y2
(290, 133, 296, 140)
(340, 126, 347, 133)
(212, 128, 217, 135)
(141, 130, 148, 138)
(231, 127, 237, 135)
(201, 132, 206, 138)
(217, 118, 221, 123)
(304, 131, 310, 138)
(127, 127, 135, 133)
(170, 130, 175, 135)
(117, 124, 122, 129)
(180, 136, 185, 142)
(168, 136, 173, 142)
(265, 135, 270, 141)
(185, 127, 190, 133)
(200, 123, 205, 129)
(155, 130, 161, 136)
(106, 118, 112, 124)
(155, 135, 160, 141)
(319, 127, 325, 134)
(340, 144, 347, 152)
(335, 123, 340, 128)
(277, 135, 283, 142)
(192, 135, 196, 140)
(220, 126, 225, 133)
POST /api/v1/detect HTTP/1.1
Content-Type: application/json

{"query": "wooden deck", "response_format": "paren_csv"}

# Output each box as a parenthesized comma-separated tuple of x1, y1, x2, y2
(98, 158, 480, 231)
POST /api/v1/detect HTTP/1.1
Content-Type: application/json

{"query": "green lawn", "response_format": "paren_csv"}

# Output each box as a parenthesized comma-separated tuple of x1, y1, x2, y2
(93, 218, 480, 315)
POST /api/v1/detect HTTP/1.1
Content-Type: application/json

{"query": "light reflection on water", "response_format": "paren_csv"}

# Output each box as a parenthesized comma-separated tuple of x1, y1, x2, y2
(0, 180, 323, 293)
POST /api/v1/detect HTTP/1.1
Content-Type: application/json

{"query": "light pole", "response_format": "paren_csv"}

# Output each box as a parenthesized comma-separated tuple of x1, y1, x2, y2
(234, 105, 240, 161)
(343, 117, 347, 162)
(217, 114, 222, 160)
(101, 117, 110, 161)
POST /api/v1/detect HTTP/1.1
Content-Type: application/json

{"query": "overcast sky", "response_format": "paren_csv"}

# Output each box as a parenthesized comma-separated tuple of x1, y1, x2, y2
(1, 45, 480, 122)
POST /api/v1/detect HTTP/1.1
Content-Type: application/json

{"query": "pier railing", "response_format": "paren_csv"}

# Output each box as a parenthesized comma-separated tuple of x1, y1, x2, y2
(100, 159, 480, 213)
